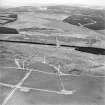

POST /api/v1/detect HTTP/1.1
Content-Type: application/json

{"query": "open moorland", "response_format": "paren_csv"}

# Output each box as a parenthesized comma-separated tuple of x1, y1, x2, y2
(0, 5, 105, 105)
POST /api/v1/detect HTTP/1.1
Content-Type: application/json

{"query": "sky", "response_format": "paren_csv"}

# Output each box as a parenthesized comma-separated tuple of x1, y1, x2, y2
(0, 0, 105, 8)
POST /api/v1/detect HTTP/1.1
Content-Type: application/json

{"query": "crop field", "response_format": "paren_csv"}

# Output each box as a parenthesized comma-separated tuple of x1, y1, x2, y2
(0, 5, 105, 105)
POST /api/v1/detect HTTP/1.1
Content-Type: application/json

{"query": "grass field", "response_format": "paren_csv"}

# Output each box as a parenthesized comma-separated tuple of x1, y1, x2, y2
(0, 5, 105, 105)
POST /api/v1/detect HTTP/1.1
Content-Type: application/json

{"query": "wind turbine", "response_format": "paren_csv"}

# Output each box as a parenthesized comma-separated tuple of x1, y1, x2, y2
(56, 65, 76, 95)
(56, 37, 60, 48)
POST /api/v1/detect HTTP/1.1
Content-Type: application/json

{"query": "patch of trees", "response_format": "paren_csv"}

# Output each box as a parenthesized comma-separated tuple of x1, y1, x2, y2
(0, 27, 18, 34)
(63, 14, 105, 30)
(75, 46, 105, 55)
(0, 13, 17, 25)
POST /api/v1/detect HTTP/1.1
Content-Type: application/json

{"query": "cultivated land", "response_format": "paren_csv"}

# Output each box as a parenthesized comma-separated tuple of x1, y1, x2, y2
(0, 5, 105, 105)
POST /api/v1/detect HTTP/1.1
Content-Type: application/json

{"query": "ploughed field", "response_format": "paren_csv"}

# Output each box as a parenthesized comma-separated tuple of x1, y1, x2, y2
(0, 6, 105, 105)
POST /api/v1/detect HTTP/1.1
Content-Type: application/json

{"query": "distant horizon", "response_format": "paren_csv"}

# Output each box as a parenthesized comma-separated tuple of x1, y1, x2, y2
(1, 0, 105, 8)
(1, 3, 105, 9)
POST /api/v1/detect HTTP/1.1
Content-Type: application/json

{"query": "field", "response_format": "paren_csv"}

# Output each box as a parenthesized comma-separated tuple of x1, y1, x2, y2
(0, 5, 105, 105)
